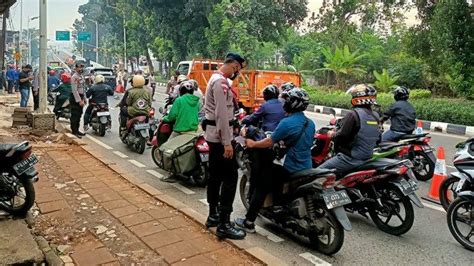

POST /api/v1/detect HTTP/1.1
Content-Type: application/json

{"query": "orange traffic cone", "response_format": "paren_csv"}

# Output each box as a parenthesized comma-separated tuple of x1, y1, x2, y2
(415, 120, 423, 134)
(428, 146, 447, 201)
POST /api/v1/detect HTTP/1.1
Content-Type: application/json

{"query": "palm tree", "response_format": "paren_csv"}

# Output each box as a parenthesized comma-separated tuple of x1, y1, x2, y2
(373, 69, 399, 92)
(318, 45, 366, 89)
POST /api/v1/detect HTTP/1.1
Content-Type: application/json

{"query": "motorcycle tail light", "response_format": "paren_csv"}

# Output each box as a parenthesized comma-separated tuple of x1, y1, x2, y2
(422, 137, 431, 144)
(398, 146, 410, 157)
(322, 175, 337, 189)
(196, 138, 209, 152)
(149, 108, 155, 118)
(386, 165, 409, 175)
(20, 149, 32, 160)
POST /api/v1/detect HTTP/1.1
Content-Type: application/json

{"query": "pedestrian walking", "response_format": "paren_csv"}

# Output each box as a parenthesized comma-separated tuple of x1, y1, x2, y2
(70, 64, 86, 138)
(202, 53, 247, 240)
(6, 65, 17, 94)
(18, 65, 34, 108)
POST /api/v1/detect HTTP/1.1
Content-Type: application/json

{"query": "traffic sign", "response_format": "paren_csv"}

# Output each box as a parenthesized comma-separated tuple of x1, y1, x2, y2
(56, 31, 70, 41)
(78, 32, 92, 42)
(14, 52, 21, 61)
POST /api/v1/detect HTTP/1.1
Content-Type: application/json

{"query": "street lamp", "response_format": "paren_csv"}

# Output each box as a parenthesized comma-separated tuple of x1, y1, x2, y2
(84, 18, 99, 64)
(27, 16, 39, 64)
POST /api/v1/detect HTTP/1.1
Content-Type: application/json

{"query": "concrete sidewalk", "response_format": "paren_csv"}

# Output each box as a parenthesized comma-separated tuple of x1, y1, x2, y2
(33, 144, 259, 265)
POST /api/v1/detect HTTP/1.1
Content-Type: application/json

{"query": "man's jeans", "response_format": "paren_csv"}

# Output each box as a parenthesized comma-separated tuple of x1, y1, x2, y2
(382, 129, 407, 142)
(20, 87, 30, 107)
(318, 153, 365, 177)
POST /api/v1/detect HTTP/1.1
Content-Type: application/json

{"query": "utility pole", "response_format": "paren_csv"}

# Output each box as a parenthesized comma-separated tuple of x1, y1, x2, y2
(0, 11, 8, 71)
(123, 16, 127, 71)
(27, 16, 39, 64)
(38, 0, 47, 114)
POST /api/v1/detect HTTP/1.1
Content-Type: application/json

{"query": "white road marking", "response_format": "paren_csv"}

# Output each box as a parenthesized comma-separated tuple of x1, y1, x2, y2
(113, 151, 128, 158)
(199, 198, 209, 206)
(128, 160, 146, 168)
(299, 252, 331, 265)
(255, 225, 284, 243)
(171, 183, 195, 195)
(146, 169, 164, 179)
(86, 135, 113, 150)
(422, 201, 446, 213)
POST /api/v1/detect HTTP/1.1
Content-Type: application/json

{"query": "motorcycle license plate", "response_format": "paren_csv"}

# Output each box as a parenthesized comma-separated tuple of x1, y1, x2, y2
(398, 179, 418, 196)
(97, 111, 110, 116)
(134, 123, 150, 130)
(200, 153, 209, 162)
(13, 154, 38, 175)
(323, 190, 351, 209)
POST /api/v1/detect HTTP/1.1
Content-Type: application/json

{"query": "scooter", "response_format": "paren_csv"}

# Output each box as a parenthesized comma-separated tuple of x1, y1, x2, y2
(0, 141, 39, 216)
(54, 96, 71, 120)
(119, 109, 155, 154)
(90, 103, 111, 137)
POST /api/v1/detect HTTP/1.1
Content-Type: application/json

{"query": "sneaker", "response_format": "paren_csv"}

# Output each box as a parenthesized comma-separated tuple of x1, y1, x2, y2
(73, 133, 82, 139)
(161, 174, 177, 183)
(234, 218, 256, 233)
(77, 131, 86, 136)
(205, 214, 219, 228)
(83, 125, 89, 132)
(216, 223, 246, 240)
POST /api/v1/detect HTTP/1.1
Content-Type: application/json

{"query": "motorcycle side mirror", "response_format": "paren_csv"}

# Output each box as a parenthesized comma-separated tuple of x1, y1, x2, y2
(158, 107, 164, 114)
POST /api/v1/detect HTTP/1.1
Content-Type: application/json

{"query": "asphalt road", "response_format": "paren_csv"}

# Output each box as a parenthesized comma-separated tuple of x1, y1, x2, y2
(55, 86, 472, 265)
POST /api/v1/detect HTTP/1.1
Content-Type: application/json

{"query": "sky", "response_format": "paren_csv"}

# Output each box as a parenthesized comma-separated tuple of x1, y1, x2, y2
(8, 0, 419, 45)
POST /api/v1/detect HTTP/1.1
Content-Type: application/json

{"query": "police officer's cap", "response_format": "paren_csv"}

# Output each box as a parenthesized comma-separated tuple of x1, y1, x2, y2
(225, 53, 246, 68)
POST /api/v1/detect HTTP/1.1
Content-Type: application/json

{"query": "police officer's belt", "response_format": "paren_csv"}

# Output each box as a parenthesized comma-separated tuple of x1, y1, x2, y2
(204, 119, 234, 126)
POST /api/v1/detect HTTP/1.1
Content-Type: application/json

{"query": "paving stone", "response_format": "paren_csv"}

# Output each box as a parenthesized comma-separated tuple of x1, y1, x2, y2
(101, 199, 131, 210)
(170, 227, 205, 241)
(137, 183, 163, 196)
(71, 247, 117, 265)
(119, 212, 153, 227)
(109, 205, 140, 218)
(188, 236, 222, 254)
(146, 208, 175, 219)
(35, 191, 64, 203)
(87, 187, 115, 196)
(92, 191, 123, 203)
(142, 230, 182, 249)
(206, 248, 249, 265)
(172, 254, 215, 266)
(43, 209, 76, 223)
(74, 239, 104, 252)
(159, 216, 189, 230)
(155, 241, 201, 264)
(128, 221, 166, 237)
(37, 200, 69, 214)
(81, 181, 108, 190)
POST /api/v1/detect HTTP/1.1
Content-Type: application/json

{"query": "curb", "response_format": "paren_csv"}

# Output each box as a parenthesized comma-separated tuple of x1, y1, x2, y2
(306, 104, 474, 137)
(61, 132, 280, 265)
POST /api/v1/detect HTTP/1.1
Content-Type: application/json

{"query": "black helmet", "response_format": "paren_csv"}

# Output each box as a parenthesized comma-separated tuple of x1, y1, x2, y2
(262, 85, 279, 101)
(280, 82, 295, 92)
(179, 80, 197, 96)
(393, 86, 410, 101)
(280, 87, 310, 113)
(346, 84, 377, 107)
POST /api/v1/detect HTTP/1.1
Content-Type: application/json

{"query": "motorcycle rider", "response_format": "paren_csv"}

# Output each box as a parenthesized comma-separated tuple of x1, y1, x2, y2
(47, 70, 60, 92)
(119, 75, 152, 136)
(380, 86, 416, 142)
(318, 84, 381, 174)
(203, 53, 247, 240)
(242, 84, 285, 132)
(70, 64, 86, 138)
(53, 73, 72, 113)
(83, 74, 114, 131)
(280, 82, 296, 93)
(235, 87, 315, 233)
(165, 74, 189, 109)
(162, 80, 200, 139)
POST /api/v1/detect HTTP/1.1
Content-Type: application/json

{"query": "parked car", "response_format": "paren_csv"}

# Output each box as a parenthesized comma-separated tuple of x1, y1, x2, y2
(84, 67, 117, 89)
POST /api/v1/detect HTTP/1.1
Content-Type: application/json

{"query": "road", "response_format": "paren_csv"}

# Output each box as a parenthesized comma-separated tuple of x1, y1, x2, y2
(55, 86, 472, 265)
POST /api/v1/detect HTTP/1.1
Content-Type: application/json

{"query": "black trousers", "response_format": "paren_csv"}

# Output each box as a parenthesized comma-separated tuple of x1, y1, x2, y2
(207, 141, 238, 218)
(119, 107, 128, 128)
(246, 149, 276, 222)
(70, 97, 83, 134)
(32, 88, 39, 111)
(84, 105, 94, 126)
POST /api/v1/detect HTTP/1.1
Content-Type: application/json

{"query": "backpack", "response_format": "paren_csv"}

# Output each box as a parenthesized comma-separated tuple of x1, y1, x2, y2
(158, 134, 197, 174)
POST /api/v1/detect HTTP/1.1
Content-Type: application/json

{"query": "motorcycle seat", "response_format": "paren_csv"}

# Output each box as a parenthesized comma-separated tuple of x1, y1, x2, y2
(354, 158, 401, 171)
(0, 144, 17, 157)
(376, 142, 404, 152)
(399, 133, 428, 140)
(290, 168, 335, 179)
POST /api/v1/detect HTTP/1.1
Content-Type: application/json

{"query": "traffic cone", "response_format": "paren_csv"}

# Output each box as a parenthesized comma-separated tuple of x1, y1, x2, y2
(428, 146, 447, 201)
(415, 120, 423, 134)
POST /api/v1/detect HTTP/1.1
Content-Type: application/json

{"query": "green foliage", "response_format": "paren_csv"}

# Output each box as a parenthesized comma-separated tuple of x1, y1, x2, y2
(410, 89, 431, 99)
(305, 87, 474, 126)
(373, 69, 399, 92)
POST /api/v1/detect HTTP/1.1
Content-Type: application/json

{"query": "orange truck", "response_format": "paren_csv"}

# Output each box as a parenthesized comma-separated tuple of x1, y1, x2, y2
(176, 59, 302, 111)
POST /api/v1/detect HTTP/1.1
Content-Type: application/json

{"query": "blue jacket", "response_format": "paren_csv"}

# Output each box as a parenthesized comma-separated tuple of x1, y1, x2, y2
(48, 75, 61, 89)
(6, 69, 16, 81)
(242, 99, 285, 132)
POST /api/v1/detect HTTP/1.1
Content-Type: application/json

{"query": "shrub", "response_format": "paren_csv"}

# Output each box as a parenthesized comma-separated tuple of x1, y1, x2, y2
(410, 89, 431, 99)
(305, 86, 474, 126)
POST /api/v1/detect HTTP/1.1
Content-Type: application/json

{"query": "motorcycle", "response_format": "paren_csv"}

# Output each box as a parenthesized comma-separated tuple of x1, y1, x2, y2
(150, 108, 210, 186)
(90, 103, 112, 137)
(0, 141, 38, 216)
(447, 190, 474, 251)
(439, 137, 474, 211)
(54, 95, 71, 120)
(311, 120, 423, 235)
(47, 84, 57, 105)
(236, 126, 352, 255)
(119, 109, 155, 154)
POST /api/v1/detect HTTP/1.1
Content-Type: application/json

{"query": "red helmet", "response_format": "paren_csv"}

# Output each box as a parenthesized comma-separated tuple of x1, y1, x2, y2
(49, 70, 56, 76)
(60, 73, 71, 84)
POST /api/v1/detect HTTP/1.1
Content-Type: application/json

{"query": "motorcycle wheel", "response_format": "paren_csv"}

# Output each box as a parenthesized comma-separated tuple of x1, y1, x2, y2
(193, 163, 209, 187)
(239, 168, 251, 210)
(309, 206, 344, 255)
(136, 137, 146, 154)
(151, 146, 163, 167)
(411, 151, 435, 181)
(98, 123, 106, 137)
(447, 197, 474, 251)
(439, 176, 460, 211)
(0, 177, 35, 217)
(369, 185, 414, 236)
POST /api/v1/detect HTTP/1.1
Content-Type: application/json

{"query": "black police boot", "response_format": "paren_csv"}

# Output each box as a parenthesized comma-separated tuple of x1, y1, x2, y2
(205, 206, 219, 228)
(216, 213, 246, 240)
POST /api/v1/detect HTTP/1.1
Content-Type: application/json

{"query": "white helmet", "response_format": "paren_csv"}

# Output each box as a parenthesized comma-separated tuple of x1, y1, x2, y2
(94, 74, 105, 84)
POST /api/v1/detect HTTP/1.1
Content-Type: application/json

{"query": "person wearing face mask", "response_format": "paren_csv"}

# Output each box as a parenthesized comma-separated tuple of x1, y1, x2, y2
(70, 64, 86, 138)
(203, 53, 247, 240)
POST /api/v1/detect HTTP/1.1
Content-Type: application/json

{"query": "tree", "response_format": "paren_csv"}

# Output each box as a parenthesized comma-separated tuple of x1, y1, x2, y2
(373, 69, 399, 92)
(319, 45, 366, 89)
